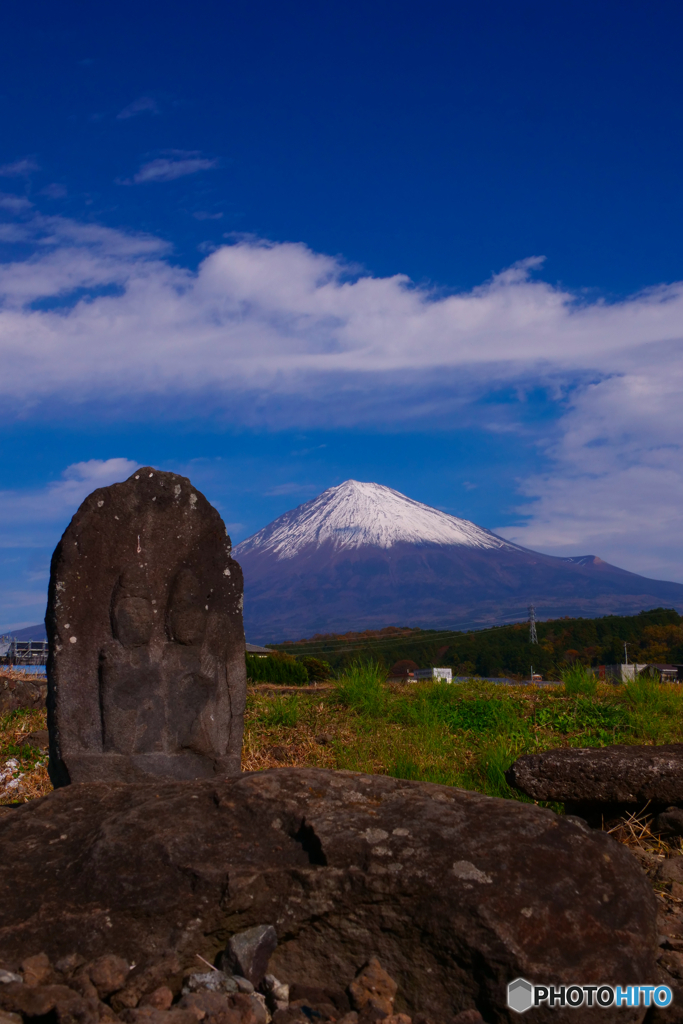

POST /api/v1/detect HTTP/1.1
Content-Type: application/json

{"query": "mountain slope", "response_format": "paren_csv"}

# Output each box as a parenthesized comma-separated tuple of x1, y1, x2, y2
(235, 480, 683, 642)
(237, 480, 515, 556)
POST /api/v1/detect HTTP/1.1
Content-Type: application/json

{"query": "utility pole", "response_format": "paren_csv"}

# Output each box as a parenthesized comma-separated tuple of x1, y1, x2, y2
(624, 641, 629, 665)
(529, 605, 538, 645)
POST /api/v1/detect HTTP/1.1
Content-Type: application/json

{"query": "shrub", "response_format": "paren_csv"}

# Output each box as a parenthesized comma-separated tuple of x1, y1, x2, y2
(390, 659, 419, 678)
(246, 652, 309, 685)
(298, 656, 334, 681)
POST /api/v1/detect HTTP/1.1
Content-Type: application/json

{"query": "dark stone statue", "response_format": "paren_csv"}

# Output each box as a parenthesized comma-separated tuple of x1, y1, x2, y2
(46, 467, 246, 787)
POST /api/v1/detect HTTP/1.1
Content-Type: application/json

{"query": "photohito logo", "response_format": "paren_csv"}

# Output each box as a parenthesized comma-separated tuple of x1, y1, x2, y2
(507, 978, 673, 1012)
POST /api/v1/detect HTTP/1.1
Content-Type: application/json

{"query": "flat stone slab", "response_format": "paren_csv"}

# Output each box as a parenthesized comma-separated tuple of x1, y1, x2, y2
(0, 767, 657, 1022)
(507, 743, 683, 804)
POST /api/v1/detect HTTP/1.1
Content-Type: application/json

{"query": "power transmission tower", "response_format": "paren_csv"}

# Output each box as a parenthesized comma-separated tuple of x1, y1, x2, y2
(529, 605, 538, 645)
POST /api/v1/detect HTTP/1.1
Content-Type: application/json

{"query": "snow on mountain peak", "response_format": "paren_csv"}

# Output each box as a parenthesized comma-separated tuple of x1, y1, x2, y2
(234, 479, 516, 560)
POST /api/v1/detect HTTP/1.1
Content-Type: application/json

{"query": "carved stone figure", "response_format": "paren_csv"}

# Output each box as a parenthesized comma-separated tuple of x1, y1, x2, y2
(46, 467, 246, 786)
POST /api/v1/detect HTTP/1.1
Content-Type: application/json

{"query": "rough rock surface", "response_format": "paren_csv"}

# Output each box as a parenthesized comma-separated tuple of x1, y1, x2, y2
(506, 743, 683, 805)
(221, 926, 277, 987)
(45, 467, 246, 786)
(0, 767, 658, 1022)
(657, 808, 683, 838)
(0, 675, 46, 716)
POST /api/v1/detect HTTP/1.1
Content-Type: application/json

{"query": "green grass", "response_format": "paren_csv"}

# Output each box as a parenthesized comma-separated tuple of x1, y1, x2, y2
(561, 662, 597, 696)
(260, 694, 300, 728)
(8, 662, 683, 810)
(244, 661, 683, 805)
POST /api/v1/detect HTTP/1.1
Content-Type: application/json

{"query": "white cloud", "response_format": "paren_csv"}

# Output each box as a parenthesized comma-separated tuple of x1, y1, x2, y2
(1, 209, 683, 577)
(0, 193, 32, 212)
(124, 153, 219, 184)
(496, 363, 683, 579)
(0, 459, 140, 547)
(0, 458, 139, 630)
(0, 158, 40, 177)
(117, 96, 160, 120)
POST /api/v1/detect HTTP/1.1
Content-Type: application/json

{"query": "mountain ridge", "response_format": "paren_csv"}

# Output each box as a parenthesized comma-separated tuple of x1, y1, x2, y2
(236, 479, 520, 558)
(234, 481, 683, 642)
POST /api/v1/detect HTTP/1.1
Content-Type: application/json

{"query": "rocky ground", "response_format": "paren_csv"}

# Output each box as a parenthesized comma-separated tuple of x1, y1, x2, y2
(0, 943, 483, 1024)
(5, 678, 683, 1020)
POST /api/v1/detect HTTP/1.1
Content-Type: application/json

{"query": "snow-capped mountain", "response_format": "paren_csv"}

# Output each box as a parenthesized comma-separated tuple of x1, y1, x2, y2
(234, 480, 683, 642)
(236, 480, 515, 558)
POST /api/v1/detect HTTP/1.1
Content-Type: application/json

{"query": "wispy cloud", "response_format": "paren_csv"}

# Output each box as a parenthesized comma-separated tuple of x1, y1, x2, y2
(117, 96, 160, 120)
(0, 458, 139, 547)
(0, 193, 32, 212)
(124, 152, 219, 184)
(2, 210, 683, 576)
(0, 158, 40, 177)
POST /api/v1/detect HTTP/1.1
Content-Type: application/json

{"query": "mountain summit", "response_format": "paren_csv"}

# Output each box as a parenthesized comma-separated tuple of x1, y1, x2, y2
(237, 479, 515, 558)
(234, 481, 683, 642)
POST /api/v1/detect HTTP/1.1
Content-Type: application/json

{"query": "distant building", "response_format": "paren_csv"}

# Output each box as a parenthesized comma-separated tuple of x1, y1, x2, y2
(597, 664, 679, 683)
(645, 664, 679, 683)
(245, 642, 276, 658)
(413, 667, 453, 682)
(0, 639, 48, 666)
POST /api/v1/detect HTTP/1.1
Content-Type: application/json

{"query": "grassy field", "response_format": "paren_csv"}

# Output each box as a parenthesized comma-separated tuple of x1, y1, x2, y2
(243, 662, 683, 804)
(4, 663, 683, 812)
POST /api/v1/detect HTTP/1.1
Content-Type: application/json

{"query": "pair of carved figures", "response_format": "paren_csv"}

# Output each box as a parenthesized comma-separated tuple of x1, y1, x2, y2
(47, 469, 246, 786)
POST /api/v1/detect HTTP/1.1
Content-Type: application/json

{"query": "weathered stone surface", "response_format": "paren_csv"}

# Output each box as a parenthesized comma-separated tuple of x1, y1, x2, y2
(0, 767, 658, 1021)
(21, 952, 52, 986)
(0, 675, 46, 715)
(657, 807, 683, 838)
(262, 976, 289, 1014)
(140, 988, 174, 1012)
(182, 973, 238, 996)
(221, 926, 277, 988)
(87, 956, 130, 999)
(110, 955, 182, 1012)
(348, 958, 397, 1017)
(0, 981, 98, 1024)
(46, 467, 246, 786)
(506, 743, 683, 804)
(0, 1010, 22, 1024)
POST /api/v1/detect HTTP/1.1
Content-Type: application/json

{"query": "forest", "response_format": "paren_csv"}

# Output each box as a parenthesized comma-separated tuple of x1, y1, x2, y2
(272, 608, 683, 681)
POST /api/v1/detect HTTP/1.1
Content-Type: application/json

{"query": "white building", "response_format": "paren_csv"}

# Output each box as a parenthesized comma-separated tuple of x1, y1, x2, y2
(413, 667, 453, 682)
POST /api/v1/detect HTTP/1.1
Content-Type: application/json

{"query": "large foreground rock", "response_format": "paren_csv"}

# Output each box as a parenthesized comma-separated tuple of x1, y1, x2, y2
(0, 768, 657, 1023)
(46, 467, 246, 787)
(506, 744, 683, 805)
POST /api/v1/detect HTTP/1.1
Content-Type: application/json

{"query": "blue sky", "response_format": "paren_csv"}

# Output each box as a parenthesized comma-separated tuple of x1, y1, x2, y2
(2, 0, 683, 630)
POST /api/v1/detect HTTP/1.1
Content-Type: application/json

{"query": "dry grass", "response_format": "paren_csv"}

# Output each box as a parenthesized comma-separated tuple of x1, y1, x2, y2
(0, 705, 50, 805)
(4, 678, 683, 885)
(606, 803, 672, 856)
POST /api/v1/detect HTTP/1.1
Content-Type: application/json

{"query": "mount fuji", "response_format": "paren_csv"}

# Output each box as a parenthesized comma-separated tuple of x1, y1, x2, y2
(234, 480, 683, 642)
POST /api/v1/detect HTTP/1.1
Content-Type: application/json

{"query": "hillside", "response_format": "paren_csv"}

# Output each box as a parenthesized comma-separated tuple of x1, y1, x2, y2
(274, 607, 683, 679)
